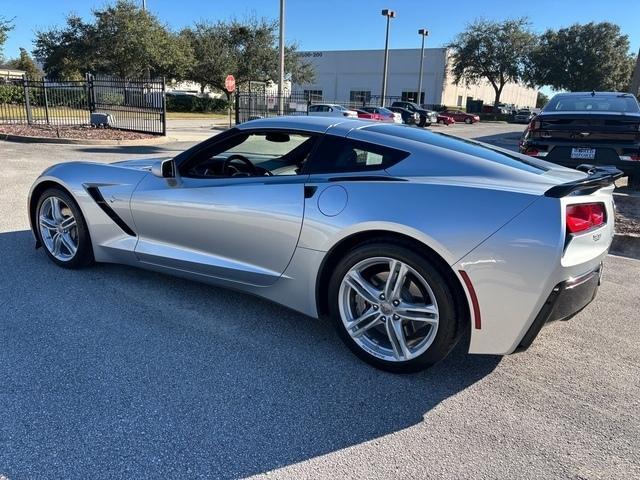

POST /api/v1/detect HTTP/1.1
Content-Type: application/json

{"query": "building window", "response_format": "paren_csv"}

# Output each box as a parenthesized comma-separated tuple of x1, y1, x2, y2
(303, 90, 323, 102)
(457, 95, 463, 107)
(401, 91, 425, 104)
(349, 90, 371, 104)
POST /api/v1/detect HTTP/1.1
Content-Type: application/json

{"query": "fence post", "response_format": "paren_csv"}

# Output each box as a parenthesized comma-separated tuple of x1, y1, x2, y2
(86, 73, 95, 114)
(22, 75, 32, 124)
(42, 78, 50, 125)
(234, 92, 240, 125)
(161, 76, 167, 136)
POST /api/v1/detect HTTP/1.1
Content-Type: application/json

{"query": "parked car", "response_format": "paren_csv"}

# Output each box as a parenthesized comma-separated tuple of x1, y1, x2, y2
(442, 109, 480, 124)
(308, 103, 358, 118)
(29, 116, 621, 372)
(519, 92, 640, 181)
(360, 106, 401, 123)
(482, 104, 510, 114)
(388, 106, 420, 125)
(390, 101, 438, 127)
(437, 114, 456, 125)
(514, 109, 536, 124)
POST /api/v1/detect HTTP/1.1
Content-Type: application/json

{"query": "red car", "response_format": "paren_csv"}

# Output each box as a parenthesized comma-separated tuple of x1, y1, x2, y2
(437, 114, 456, 125)
(354, 109, 386, 121)
(442, 109, 480, 124)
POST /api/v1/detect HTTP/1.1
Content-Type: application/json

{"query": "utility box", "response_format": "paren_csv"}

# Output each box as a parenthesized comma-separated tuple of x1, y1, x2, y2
(90, 112, 113, 127)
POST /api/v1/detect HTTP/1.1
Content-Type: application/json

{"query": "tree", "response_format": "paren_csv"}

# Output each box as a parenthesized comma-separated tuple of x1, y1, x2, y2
(528, 22, 635, 92)
(0, 16, 14, 64)
(180, 17, 314, 101)
(7, 48, 43, 78)
(448, 18, 536, 108)
(535, 91, 549, 108)
(34, 1, 191, 79)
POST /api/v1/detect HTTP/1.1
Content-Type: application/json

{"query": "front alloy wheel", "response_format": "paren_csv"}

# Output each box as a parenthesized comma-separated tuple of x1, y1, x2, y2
(36, 187, 93, 269)
(39, 196, 78, 261)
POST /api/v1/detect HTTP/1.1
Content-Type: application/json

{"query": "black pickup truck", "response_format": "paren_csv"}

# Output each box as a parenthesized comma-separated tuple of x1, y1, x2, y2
(519, 92, 640, 184)
(390, 101, 438, 127)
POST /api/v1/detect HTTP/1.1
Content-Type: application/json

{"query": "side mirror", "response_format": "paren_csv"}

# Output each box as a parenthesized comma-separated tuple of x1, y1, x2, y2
(151, 159, 175, 178)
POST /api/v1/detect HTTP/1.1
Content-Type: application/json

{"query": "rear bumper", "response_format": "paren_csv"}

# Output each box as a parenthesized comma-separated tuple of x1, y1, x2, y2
(520, 141, 640, 176)
(516, 264, 602, 351)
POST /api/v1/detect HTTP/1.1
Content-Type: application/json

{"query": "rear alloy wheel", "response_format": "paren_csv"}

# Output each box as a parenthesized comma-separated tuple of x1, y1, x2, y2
(36, 188, 93, 269)
(328, 242, 461, 372)
(465, 117, 472, 124)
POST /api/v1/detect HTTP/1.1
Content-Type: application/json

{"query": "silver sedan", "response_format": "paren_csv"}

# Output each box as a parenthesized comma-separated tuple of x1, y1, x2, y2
(28, 116, 620, 372)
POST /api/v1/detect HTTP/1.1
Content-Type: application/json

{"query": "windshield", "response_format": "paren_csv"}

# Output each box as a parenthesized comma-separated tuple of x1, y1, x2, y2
(544, 94, 640, 113)
(366, 124, 548, 174)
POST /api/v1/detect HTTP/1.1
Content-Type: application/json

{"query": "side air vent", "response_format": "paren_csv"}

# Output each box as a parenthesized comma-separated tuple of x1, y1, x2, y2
(86, 186, 136, 236)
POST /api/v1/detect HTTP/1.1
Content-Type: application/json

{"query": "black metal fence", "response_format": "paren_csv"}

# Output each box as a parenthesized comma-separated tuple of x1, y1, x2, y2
(235, 91, 446, 124)
(0, 74, 166, 135)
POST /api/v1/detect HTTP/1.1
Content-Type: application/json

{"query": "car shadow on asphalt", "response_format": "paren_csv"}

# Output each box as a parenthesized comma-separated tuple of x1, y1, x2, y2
(0, 230, 501, 479)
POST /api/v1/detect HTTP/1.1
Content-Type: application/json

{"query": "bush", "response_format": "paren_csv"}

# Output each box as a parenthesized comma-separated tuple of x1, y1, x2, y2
(0, 83, 24, 104)
(166, 94, 228, 112)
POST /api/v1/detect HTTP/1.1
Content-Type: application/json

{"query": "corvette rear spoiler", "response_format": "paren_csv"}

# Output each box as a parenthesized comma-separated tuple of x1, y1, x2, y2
(544, 165, 623, 198)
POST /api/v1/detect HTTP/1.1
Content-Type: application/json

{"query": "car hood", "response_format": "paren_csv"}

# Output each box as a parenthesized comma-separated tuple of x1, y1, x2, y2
(110, 157, 172, 171)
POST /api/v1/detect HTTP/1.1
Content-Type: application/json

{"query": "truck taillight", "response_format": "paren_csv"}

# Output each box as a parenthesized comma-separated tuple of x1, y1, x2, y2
(528, 119, 541, 132)
(566, 203, 606, 234)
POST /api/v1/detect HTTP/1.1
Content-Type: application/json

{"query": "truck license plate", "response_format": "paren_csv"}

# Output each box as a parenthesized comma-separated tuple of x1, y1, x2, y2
(571, 148, 596, 160)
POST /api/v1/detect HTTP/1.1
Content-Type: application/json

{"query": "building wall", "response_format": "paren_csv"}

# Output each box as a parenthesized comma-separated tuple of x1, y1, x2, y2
(294, 48, 537, 108)
(441, 74, 538, 109)
(295, 48, 448, 105)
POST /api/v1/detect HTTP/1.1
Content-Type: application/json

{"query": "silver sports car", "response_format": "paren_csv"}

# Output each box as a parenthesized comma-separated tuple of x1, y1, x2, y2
(29, 117, 621, 372)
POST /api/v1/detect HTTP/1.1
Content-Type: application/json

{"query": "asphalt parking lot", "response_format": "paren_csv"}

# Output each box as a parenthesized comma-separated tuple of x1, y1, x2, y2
(1, 123, 639, 479)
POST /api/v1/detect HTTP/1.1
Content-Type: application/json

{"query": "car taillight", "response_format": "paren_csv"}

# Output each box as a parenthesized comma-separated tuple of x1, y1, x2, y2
(619, 154, 640, 161)
(566, 203, 606, 234)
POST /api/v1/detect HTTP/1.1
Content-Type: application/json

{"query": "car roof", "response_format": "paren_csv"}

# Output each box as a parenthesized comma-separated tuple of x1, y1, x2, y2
(553, 92, 636, 98)
(236, 115, 362, 133)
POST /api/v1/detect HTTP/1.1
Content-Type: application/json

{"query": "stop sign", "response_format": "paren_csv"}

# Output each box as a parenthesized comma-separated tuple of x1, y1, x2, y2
(225, 74, 235, 93)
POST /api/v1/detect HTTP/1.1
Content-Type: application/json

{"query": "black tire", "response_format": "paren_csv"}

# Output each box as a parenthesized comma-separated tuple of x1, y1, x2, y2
(35, 187, 94, 269)
(437, 119, 445, 125)
(418, 117, 426, 127)
(465, 117, 472, 124)
(328, 241, 463, 373)
(424, 122, 432, 127)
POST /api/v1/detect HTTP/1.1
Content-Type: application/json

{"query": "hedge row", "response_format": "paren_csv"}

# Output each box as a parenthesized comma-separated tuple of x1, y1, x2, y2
(166, 95, 228, 112)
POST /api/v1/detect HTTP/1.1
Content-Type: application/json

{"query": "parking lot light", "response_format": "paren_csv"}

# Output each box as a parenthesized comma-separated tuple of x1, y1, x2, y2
(417, 28, 429, 106)
(380, 9, 396, 107)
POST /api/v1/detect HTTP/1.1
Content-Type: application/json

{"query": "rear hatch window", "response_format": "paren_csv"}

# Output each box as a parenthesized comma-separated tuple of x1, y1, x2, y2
(544, 94, 640, 113)
(366, 124, 548, 174)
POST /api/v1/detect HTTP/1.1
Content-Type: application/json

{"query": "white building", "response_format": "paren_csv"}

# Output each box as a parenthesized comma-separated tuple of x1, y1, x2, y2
(294, 48, 537, 109)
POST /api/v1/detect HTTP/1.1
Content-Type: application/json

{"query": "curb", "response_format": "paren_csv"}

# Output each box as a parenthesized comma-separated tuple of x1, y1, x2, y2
(610, 234, 640, 260)
(0, 133, 177, 146)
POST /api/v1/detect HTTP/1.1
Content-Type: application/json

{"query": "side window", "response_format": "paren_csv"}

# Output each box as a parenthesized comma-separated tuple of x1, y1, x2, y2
(304, 135, 409, 174)
(309, 105, 319, 112)
(181, 131, 318, 178)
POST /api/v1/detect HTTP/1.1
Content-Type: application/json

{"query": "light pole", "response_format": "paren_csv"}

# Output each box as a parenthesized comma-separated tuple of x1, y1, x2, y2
(142, 0, 146, 10)
(278, 0, 285, 115)
(417, 29, 429, 106)
(380, 9, 396, 107)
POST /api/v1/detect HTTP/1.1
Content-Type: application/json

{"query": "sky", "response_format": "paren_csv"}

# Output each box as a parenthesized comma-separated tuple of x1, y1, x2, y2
(1, 0, 639, 60)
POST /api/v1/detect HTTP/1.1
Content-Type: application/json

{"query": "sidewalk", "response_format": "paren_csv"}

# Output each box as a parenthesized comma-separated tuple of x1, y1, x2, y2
(166, 118, 231, 142)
